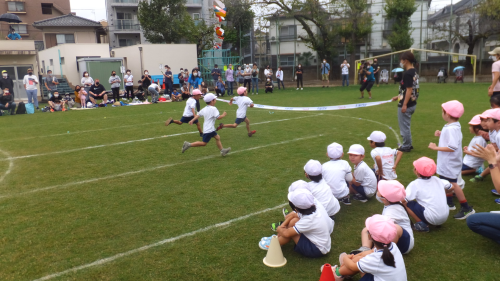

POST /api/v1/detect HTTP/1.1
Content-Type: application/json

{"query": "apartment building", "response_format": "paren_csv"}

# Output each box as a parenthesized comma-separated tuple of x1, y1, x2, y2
(106, 0, 215, 48)
(0, 0, 71, 49)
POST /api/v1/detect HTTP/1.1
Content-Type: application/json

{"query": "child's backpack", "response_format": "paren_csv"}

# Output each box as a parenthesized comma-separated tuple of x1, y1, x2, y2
(16, 102, 26, 114)
(25, 103, 35, 114)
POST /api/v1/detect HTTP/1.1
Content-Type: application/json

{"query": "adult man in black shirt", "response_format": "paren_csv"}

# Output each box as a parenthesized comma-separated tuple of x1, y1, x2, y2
(89, 79, 108, 105)
(0, 70, 14, 98)
(371, 59, 381, 87)
(392, 51, 419, 152)
(163, 65, 173, 96)
(48, 90, 67, 112)
(141, 70, 152, 90)
(0, 87, 16, 115)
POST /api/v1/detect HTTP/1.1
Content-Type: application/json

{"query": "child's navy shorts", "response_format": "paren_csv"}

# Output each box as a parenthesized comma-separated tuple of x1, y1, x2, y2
(294, 234, 324, 258)
(202, 131, 217, 143)
(359, 273, 375, 281)
(406, 201, 430, 225)
(396, 228, 411, 254)
(235, 116, 247, 124)
(462, 164, 474, 171)
(439, 175, 457, 183)
(352, 185, 367, 197)
(180, 116, 198, 124)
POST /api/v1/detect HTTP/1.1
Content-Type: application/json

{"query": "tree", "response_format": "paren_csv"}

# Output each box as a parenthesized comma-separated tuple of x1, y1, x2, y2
(477, 0, 500, 20)
(137, 0, 193, 43)
(186, 20, 218, 57)
(298, 51, 315, 66)
(223, 0, 255, 51)
(384, 0, 417, 51)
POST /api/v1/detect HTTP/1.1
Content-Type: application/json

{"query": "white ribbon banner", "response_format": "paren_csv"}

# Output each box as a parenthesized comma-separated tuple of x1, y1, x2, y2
(216, 98, 392, 111)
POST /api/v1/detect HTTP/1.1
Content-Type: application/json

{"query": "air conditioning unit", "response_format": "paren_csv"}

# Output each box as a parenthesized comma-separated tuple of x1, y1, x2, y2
(382, 42, 387, 47)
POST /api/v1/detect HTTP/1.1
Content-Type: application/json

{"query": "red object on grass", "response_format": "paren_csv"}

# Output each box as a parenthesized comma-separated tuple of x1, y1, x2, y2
(319, 264, 335, 281)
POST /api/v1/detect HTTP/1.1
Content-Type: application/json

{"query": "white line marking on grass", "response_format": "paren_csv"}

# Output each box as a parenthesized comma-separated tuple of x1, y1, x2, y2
(1, 134, 323, 198)
(32, 202, 287, 281)
(326, 114, 402, 144)
(1, 114, 323, 161)
(0, 148, 13, 184)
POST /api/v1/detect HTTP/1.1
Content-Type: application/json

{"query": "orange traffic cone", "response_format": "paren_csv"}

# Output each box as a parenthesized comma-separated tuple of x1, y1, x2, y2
(319, 264, 336, 281)
(263, 235, 286, 267)
(162, 79, 166, 90)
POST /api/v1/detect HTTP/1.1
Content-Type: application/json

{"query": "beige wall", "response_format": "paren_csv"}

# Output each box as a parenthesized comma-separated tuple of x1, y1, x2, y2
(112, 44, 198, 78)
(38, 43, 110, 86)
(38, 27, 99, 48)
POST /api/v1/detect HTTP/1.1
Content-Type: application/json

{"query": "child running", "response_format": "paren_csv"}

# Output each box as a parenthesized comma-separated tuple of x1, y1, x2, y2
(322, 142, 353, 205)
(367, 131, 403, 180)
(303, 160, 341, 220)
(429, 100, 475, 219)
(181, 93, 231, 156)
(165, 89, 203, 136)
(347, 144, 377, 203)
(323, 214, 407, 281)
(216, 87, 256, 137)
(462, 115, 487, 175)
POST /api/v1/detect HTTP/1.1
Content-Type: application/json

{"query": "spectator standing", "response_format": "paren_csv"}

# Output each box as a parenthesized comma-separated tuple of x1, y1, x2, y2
(108, 70, 121, 102)
(226, 64, 234, 96)
(23, 68, 39, 109)
(243, 65, 252, 91)
(5, 28, 21, 40)
(123, 70, 133, 100)
(211, 64, 222, 88)
(341, 60, 350, 87)
(163, 65, 173, 96)
(148, 82, 161, 103)
(488, 47, 500, 97)
(81, 71, 94, 102)
(264, 65, 273, 84)
(276, 67, 285, 89)
(0, 88, 16, 115)
(296, 64, 303, 90)
(251, 63, 259, 95)
(359, 61, 375, 99)
(140, 70, 152, 91)
(0, 70, 14, 99)
(178, 68, 185, 86)
(44, 70, 59, 98)
(372, 58, 381, 87)
(321, 59, 331, 88)
(188, 69, 202, 90)
(88, 79, 108, 105)
(236, 65, 244, 87)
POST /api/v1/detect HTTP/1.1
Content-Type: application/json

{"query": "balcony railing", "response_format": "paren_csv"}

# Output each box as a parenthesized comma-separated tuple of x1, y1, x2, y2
(186, 0, 202, 5)
(116, 19, 141, 30)
(279, 34, 297, 40)
(113, 0, 139, 3)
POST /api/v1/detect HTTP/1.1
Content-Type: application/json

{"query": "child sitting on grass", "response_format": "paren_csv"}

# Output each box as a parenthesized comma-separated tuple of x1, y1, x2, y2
(171, 89, 182, 101)
(471, 109, 500, 182)
(322, 142, 353, 205)
(347, 144, 377, 203)
(304, 160, 341, 220)
(352, 180, 414, 255)
(216, 87, 256, 137)
(367, 131, 403, 180)
(323, 214, 407, 281)
(462, 115, 487, 175)
(429, 100, 475, 219)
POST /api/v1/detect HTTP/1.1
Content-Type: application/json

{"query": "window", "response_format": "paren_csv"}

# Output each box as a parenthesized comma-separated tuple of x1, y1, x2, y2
(56, 34, 75, 44)
(280, 55, 295, 66)
(8, 2, 25, 12)
(192, 13, 200, 20)
(11, 24, 27, 34)
(41, 3, 53, 14)
(42, 61, 46, 74)
(60, 57, 65, 65)
(50, 59, 53, 66)
(117, 12, 133, 20)
(119, 39, 136, 47)
(280, 25, 297, 40)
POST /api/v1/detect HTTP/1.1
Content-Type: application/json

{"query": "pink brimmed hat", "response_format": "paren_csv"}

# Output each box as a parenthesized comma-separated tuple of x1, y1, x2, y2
(378, 180, 406, 203)
(468, 114, 482, 125)
(237, 87, 246, 95)
(192, 89, 202, 96)
(491, 108, 500, 120)
(413, 157, 437, 177)
(365, 214, 397, 244)
(479, 109, 495, 119)
(441, 100, 464, 118)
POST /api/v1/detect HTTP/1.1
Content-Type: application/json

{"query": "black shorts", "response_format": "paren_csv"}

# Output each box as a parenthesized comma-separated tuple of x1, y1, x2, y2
(360, 81, 375, 92)
(202, 131, 217, 143)
(180, 116, 198, 124)
(93, 94, 105, 100)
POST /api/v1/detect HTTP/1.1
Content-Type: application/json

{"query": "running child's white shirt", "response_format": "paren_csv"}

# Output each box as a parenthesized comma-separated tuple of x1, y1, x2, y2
(382, 204, 414, 254)
(437, 122, 462, 179)
(293, 200, 334, 255)
(489, 130, 498, 144)
(405, 177, 450, 225)
(322, 159, 351, 199)
(353, 161, 377, 197)
(357, 242, 407, 281)
(182, 97, 197, 117)
(463, 135, 487, 169)
(307, 180, 341, 217)
(233, 96, 253, 119)
(370, 147, 398, 180)
(198, 105, 220, 134)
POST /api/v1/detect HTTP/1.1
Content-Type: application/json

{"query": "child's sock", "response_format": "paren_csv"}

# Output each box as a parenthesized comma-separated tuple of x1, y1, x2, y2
(446, 195, 454, 206)
(459, 200, 470, 209)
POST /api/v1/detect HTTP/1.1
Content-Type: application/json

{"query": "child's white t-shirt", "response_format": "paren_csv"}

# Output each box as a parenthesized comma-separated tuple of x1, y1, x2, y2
(357, 242, 407, 281)
(489, 130, 498, 144)
(293, 200, 334, 255)
(463, 135, 487, 169)
(370, 147, 398, 180)
(307, 180, 341, 217)
(198, 105, 220, 134)
(322, 159, 351, 199)
(437, 122, 462, 179)
(405, 177, 450, 225)
(233, 96, 253, 119)
(353, 161, 377, 197)
(382, 204, 414, 254)
(183, 97, 197, 117)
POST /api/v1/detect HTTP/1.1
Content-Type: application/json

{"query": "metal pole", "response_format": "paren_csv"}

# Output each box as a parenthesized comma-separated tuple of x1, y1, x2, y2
(419, 1, 423, 74)
(58, 49, 63, 77)
(479, 37, 483, 75)
(276, 16, 280, 69)
(293, 18, 296, 80)
(447, 0, 453, 74)
(239, 25, 242, 64)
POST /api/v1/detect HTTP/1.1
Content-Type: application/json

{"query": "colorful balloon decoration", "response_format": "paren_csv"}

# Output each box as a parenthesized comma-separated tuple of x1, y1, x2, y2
(213, 0, 227, 49)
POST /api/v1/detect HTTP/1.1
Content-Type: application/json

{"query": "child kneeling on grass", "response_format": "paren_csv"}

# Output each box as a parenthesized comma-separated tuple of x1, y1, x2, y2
(322, 142, 353, 205)
(429, 100, 475, 219)
(217, 87, 256, 137)
(323, 214, 407, 281)
(181, 93, 231, 156)
(462, 115, 487, 175)
(347, 144, 377, 203)
(352, 180, 414, 255)
(304, 160, 341, 220)
(367, 131, 403, 180)
(165, 89, 203, 137)
(260, 188, 333, 258)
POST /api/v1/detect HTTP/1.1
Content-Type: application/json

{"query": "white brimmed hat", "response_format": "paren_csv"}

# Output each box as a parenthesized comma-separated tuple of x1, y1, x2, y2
(287, 189, 314, 209)
(367, 131, 386, 143)
(348, 144, 365, 155)
(304, 160, 322, 176)
(488, 47, 500, 56)
(203, 93, 217, 103)
(327, 142, 343, 159)
(288, 180, 308, 193)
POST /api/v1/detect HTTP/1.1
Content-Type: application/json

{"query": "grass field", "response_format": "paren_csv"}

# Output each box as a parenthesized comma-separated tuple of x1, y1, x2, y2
(0, 83, 498, 281)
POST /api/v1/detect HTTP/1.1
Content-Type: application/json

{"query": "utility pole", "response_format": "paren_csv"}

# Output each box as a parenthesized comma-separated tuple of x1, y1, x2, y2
(276, 14, 280, 69)
(293, 18, 296, 81)
(419, 0, 423, 74)
(239, 25, 242, 64)
(447, 0, 453, 74)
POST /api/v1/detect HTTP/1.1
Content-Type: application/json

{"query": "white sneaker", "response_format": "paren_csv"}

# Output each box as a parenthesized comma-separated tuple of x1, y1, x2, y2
(296, 88, 299, 90)
(301, 88, 303, 90)
(220, 147, 231, 156)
